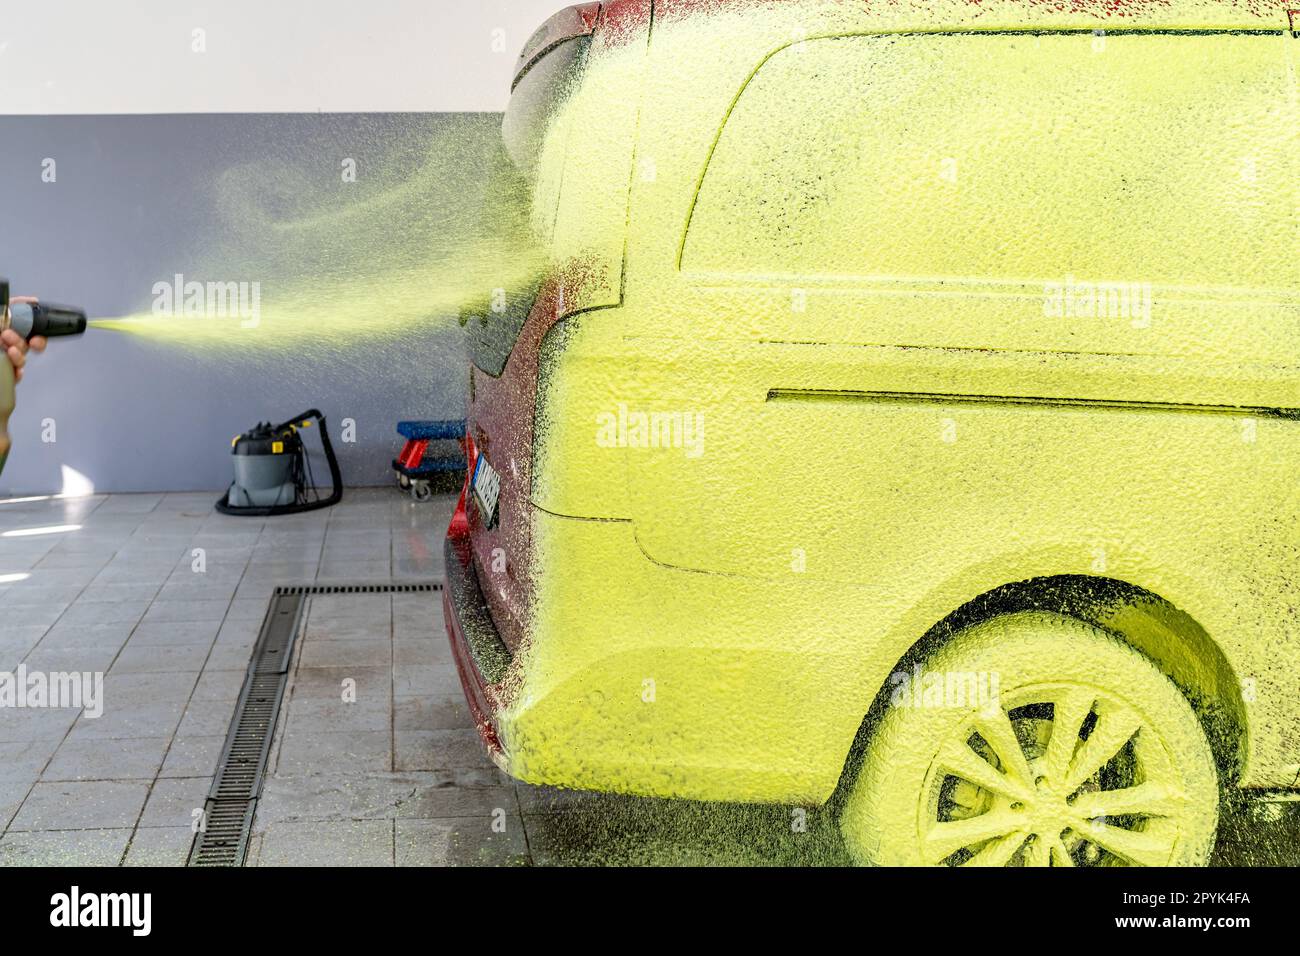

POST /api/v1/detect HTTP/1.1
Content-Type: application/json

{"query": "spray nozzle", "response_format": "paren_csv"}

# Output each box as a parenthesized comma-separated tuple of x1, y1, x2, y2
(1, 278, 88, 341)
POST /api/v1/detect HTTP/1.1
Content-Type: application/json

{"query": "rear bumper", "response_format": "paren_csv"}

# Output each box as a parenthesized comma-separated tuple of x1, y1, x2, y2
(442, 528, 513, 767)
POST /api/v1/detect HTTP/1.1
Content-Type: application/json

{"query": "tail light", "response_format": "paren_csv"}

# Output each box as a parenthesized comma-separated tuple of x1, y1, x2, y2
(449, 427, 477, 541)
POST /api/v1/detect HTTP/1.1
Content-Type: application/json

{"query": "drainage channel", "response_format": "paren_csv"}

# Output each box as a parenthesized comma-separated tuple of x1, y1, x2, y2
(187, 581, 442, 866)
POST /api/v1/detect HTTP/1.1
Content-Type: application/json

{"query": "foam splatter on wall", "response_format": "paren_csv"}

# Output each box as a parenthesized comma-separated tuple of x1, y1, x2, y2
(91, 117, 545, 353)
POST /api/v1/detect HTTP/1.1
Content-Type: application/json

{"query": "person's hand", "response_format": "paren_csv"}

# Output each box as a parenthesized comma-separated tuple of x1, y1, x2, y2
(2, 296, 46, 383)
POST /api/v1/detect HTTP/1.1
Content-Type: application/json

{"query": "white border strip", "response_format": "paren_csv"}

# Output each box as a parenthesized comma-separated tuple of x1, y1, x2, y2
(0, 0, 563, 114)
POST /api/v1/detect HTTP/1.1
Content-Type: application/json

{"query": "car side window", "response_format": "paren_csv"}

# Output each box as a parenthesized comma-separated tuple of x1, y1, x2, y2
(682, 33, 1297, 293)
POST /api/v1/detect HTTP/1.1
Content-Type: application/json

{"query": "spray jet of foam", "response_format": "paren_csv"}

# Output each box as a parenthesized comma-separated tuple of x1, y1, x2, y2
(91, 115, 546, 352)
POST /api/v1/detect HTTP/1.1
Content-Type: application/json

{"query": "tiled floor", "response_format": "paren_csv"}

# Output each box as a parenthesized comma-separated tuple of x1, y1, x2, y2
(0, 488, 849, 866)
(2, 489, 1296, 866)
(0, 488, 458, 865)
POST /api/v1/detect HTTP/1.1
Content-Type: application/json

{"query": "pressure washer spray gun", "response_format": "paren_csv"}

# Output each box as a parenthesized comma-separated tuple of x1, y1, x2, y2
(0, 278, 88, 470)
(1, 279, 87, 342)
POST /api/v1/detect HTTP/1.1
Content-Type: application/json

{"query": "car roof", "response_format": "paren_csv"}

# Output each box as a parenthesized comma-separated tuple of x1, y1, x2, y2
(517, 1, 1294, 90)
(652, 0, 1294, 29)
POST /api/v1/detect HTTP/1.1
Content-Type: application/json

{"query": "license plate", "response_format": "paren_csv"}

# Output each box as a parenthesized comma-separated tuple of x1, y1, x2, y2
(471, 452, 501, 528)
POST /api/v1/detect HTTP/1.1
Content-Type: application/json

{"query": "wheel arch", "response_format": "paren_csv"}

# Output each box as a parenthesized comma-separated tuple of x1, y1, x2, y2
(830, 574, 1248, 807)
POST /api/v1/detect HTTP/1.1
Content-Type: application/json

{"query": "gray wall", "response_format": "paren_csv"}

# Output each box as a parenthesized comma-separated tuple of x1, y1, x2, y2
(0, 113, 499, 494)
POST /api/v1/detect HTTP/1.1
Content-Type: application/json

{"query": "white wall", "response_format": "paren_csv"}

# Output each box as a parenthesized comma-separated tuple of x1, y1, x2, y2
(0, 0, 569, 114)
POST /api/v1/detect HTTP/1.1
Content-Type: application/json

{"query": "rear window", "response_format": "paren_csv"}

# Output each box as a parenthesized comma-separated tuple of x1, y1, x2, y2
(503, 36, 592, 194)
(683, 33, 1298, 292)
(463, 35, 592, 377)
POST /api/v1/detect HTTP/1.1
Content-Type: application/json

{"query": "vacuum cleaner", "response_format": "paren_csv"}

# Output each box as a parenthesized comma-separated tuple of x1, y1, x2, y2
(216, 409, 342, 516)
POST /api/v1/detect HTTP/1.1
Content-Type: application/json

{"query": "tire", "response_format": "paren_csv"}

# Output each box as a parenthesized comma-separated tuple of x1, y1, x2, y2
(411, 480, 434, 502)
(839, 612, 1219, 867)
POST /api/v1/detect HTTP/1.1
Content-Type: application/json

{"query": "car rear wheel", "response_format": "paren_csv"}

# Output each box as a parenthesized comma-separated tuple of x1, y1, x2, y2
(839, 612, 1219, 866)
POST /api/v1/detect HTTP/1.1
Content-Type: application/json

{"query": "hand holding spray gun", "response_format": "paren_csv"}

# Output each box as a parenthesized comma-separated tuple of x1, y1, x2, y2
(0, 278, 87, 472)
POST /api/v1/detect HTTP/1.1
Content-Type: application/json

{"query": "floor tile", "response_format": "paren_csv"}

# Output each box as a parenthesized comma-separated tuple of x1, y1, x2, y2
(66, 699, 187, 741)
(289, 665, 390, 701)
(138, 777, 212, 829)
(255, 820, 393, 866)
(109, 643, 210, 674)
(204, 639, 256, 670)
(274, 731, 392, 775)
(0, 585, 86, 606)
(0, 828, 132, 866)
(22, 644, 120, 673)
(393, 695, 473, 732)
(33, 621, 134, 651)
(190, 668, 246, 702)
(0, 626, 51, 663)
(76, 583, 162, 604)
(255, 774, 516, 825)
(0, 779, 35, 829)
(123, 825, 193, 866)
(224, 598, 269, 621)
(1, 603, 67, 627)
(395, 817, 528, 867)
(175, 699, 237, 737)
(0, 706, 81, 742)
(284, 695, 391, 734)
(139, 600, 232, 624)
(43, 737, 171, 782)
(394, 730, 497, 772)
(298, 639, 392, 669)
(128, 620, 222, 647)
(0, 738, 60, 777)
(58, 599, 152, 625)
(8, 780, 150, 831)
(159, 736, 225, 779)
(100, 670, 201, 703)
(393, 664, 461, 698)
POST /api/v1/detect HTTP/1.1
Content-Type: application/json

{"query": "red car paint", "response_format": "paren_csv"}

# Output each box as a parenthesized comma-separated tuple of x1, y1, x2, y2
(461, 283, 558, 656)
(449, 1, 652, 681)
(441, 537, 505, 760)
(443, 0, 654, 760)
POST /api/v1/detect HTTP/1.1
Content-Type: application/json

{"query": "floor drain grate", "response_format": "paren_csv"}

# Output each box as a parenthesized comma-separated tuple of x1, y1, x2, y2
(187, 588, 304, 867)
(187, 580, 442, 866)
(277, 582, 442, 595)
